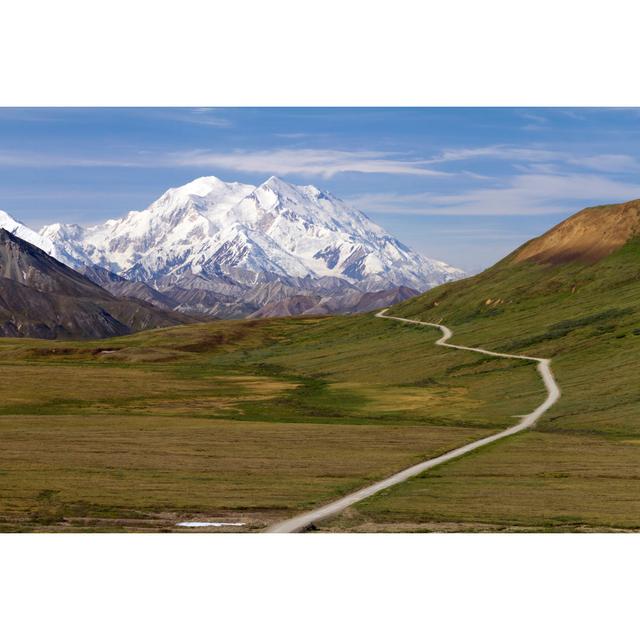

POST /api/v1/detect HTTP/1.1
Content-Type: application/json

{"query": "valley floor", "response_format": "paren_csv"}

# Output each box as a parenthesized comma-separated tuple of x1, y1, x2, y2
(0, 303, 638, 532)
(0, 415, 488, 532)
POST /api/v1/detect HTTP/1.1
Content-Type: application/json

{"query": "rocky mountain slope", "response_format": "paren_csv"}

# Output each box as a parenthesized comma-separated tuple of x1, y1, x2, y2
(0, 229, 189, 338)
(248, 285, 419, 318)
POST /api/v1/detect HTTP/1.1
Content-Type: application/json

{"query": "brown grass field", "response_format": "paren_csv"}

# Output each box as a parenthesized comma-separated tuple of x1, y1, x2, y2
(319, 430, 640, 532)
(0, 415, 488, 532)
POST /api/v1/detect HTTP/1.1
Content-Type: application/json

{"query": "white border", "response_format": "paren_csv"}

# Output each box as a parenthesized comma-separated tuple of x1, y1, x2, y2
(1, 534, 638, 639)
(1, 1, 639, 637)
(1, 0, 639, 106)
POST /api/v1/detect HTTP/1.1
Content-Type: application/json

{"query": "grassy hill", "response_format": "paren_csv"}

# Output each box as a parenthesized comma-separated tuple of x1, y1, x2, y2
(321, 200, 640, 531)
(394, 201, 640, 435)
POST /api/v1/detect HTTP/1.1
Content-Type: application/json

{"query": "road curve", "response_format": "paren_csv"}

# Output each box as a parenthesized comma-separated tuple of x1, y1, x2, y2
(266, 309, 561, 533)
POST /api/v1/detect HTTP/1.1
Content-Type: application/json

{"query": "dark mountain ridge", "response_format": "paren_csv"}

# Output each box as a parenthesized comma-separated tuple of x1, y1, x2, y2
(0, 229, 190, 339)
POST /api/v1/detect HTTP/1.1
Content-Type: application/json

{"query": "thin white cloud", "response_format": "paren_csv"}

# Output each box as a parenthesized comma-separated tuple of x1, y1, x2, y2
(521, 113, 548, 125)
(160, 108, 232, 128)
(0, 151, 143, 168)
(567, 154, 640, 173)
(348, 172, 640, 216)
(273, 132, 312, 139)
(521, 124, 549, 132)
(425, 145, 564, 164)
(0, 147, 452, 177)
(2, 142, 640, 187)
(512, 163, 562, 174)
(559, 110, 587, 121)
(169, 148, 452, 177)
(426, 145, 640, 174)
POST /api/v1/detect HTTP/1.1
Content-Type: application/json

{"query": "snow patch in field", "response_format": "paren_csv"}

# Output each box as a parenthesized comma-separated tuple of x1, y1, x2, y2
(176, 521, 245, 528)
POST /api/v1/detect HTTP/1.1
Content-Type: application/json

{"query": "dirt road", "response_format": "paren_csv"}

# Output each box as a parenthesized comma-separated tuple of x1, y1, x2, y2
(266, 309, 560, 533)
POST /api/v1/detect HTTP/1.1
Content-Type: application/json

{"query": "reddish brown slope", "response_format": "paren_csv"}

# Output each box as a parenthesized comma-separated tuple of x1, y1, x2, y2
(513, 199, 640, 265)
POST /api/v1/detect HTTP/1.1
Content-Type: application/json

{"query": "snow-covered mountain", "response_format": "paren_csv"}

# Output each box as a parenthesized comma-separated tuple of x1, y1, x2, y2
(40, 176, 463, 295)
(1, 177, 464, 318)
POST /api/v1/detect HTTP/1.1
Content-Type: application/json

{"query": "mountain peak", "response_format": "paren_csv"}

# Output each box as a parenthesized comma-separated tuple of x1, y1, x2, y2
(263, 175, 287, 187)
(0, 209, 26, 231)
(143, 177, 255, 228)
(259, 177, 332, 204)
(158, 177, 255, 209)
(259, 175, 299, 196)
(173, 175, 226, 197)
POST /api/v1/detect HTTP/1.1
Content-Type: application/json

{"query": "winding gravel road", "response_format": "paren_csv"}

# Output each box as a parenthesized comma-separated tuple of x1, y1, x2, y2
(266, 309, 561, 533)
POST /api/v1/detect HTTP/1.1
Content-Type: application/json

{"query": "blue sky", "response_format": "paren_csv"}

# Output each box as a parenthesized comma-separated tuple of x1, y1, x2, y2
(1, 107, 640, 272)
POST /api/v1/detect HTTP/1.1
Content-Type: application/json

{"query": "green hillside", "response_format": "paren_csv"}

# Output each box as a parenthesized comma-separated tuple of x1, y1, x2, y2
(322, 201, 640, 531)
(395, 221, 640, 436)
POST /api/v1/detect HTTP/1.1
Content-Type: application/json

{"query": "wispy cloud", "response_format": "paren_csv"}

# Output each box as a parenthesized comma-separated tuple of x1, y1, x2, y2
(2, 140, 640, 194)
(168, 148, 452, 178)
(520, 113, 551, 130)
(273, 132, 312, 139)
(348, 172, 640, 216)
(0, 147, 452, 177)
(558, 110, 587, 121)
(567, 154, 640, 173)
(424, 145, 640, 174)
(158, 108, 232, 128)
(0, 151, 143, 168)
(521, 113, 548, 125)
(424, 145, 564, 165)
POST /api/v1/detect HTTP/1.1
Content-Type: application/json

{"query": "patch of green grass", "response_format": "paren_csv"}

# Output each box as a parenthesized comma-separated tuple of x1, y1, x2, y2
(0, 314, 542, 429)
(394, 239, 640, 437)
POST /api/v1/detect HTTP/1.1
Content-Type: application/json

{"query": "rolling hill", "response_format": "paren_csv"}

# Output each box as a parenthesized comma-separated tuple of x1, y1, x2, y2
(318, 198, 640, 531)
(389, 198, 640, 430)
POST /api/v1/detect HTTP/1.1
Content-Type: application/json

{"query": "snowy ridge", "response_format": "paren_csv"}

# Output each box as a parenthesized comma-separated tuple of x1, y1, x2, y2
(40, 175, 464, 293)
(0, 210, 55, 255)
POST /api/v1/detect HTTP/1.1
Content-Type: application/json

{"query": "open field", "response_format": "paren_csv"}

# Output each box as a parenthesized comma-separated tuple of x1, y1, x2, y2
(0, 315, 541, 429)
(0, 415, 490, 532)
(319, 430, 640, 532)
(0, 314, 545, 532)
